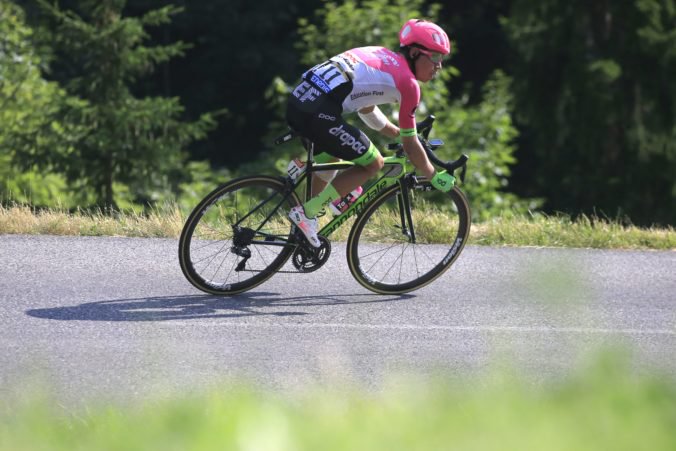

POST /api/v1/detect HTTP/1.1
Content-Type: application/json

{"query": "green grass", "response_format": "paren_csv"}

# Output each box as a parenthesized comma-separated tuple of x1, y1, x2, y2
(0, 204, 674, 249)
(472, 213, 675, 250)
(0, 204, 184, 238)
(2, 355, 675, 451)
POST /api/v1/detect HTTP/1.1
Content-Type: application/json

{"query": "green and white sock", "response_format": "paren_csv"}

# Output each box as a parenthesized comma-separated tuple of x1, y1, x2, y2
(303, 184, 340, 218)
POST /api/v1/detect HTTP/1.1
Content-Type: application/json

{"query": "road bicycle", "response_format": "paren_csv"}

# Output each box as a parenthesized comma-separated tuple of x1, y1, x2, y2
(178, 115, 471, 295)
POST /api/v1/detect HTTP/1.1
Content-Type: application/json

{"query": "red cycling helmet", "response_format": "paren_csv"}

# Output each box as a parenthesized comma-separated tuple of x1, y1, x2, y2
(399, 19, 451, 55)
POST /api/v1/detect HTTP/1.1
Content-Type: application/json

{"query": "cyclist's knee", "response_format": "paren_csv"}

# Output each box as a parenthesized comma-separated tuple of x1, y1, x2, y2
(353, 142, 382, 169)
(364, 153, 384, 176)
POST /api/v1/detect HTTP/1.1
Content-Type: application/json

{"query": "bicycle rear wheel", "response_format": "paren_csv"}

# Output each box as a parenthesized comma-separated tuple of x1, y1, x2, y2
(179, 175, 300, 295)
(346, 182, 471, 294)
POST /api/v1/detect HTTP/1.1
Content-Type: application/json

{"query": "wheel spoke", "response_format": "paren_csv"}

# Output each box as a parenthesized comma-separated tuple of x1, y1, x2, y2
(348, 185, 470, 294)
(360, 241, 402, 261)
(179, 176, 298, 295)
(200, 240, 231, 275)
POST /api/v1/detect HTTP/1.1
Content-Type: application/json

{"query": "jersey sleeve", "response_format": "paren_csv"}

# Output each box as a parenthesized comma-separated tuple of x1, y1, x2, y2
(397, 77, 420, 134)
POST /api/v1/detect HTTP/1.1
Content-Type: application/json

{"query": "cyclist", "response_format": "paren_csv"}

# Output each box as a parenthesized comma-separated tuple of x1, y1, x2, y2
(287, 19, 456, 247)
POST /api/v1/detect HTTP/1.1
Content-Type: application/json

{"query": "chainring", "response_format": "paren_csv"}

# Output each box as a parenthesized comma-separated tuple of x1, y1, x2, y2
(292, 235, 331, 273)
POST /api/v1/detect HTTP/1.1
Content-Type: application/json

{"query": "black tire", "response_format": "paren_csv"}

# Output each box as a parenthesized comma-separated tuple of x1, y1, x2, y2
(346, 182, 471, 294)
(179, 175, 301, 295)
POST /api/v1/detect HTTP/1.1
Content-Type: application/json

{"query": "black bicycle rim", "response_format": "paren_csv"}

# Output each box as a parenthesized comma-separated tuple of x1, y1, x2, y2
(178, 176, 299, 295)
(347, 184, 471, 294)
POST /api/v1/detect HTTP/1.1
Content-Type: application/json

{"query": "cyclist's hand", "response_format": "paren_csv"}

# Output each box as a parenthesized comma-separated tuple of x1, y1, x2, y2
(430, 170, 455, 193)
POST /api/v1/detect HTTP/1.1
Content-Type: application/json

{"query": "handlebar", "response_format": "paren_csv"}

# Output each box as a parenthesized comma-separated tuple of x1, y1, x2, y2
(387, 115, 469, 182)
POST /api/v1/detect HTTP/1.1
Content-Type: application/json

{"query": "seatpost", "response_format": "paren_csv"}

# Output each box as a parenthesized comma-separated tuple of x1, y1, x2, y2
(301, 137, 315, 162)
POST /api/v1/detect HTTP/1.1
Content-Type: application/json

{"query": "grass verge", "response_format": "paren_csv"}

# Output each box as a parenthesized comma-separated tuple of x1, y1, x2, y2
(0, 204, 673, 249)
(1, 355, 675, 450)
(0, 204, 184, 239)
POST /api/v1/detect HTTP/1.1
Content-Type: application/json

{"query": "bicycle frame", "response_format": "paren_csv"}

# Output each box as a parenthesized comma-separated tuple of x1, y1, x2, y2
(181, 115, 470, 296)
(292, 153, 416, 238)
(231, 151, 419, 249)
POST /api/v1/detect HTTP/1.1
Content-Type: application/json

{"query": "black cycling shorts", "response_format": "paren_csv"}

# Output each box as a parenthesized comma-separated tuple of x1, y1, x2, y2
(286, 80, 378, 165)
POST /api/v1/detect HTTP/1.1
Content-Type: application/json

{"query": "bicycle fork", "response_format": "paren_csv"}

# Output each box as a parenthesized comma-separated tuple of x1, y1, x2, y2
(396, 178, 417, 243)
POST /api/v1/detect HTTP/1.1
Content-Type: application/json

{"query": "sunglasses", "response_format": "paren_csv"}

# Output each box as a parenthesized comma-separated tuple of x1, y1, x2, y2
(418, 48, 444, 64)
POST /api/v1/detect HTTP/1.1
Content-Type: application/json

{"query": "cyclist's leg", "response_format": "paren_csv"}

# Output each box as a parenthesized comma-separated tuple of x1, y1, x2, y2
(311, 152, 339, 196)
(287, 91, 339, 202)
(285, 92, 343, 246)
(284, 87, 382, 247)
(311, 149, 385, 199)
(288, 98, 381, 217)
(301, 124, 383, 218)
(330, 142, 384, 197)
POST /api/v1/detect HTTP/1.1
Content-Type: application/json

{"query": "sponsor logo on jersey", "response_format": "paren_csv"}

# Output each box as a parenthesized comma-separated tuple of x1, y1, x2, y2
(292, 81, 321, 103)
(334, 55, 356, 72)
(374, 48, 400, 66)
(329, 125, 367, 153)
(340, 51, 361, 67)
(349, 90, 384, 101)
(310, 74, 331, 93)
(318, 113, 336, 121)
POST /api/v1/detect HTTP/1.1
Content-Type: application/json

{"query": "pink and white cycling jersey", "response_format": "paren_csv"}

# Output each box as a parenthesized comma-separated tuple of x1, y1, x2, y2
(303, 46, 420, 131)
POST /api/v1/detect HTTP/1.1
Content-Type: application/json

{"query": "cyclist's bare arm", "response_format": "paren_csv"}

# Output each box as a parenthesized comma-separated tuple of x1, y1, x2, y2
(358, 106, 435, 179)
(379, 122, 400, 139)
(358, 106, 399, 139)
(401, 135, 435, 179)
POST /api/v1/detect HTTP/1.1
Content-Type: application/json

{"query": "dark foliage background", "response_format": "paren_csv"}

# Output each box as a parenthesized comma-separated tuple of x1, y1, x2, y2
(3, 0, 675, 225)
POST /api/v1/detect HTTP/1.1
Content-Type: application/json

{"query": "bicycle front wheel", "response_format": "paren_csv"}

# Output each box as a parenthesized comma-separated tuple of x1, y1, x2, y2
(179, 175, 301, 295)
(346, 182, 471, 294)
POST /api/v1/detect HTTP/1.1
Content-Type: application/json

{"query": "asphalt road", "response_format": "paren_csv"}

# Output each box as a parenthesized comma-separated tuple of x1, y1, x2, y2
(1, 235, 674, 405)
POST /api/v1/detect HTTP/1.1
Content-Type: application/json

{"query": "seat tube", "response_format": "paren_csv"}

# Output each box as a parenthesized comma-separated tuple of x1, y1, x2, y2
(304, 140, 315, 202)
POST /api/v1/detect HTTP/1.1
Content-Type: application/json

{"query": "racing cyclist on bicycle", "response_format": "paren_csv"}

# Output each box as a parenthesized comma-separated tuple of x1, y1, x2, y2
(287, 19, 456, 247)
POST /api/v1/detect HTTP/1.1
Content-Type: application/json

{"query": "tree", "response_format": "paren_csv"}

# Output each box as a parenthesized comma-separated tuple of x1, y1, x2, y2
(123, 0, 320, 168)
(0, 0, 85, 205)
(504, 0, 676, 226)
(259, 0, 532, 219)
(34, 0, 219, 208)
(441, 0, 513, 103)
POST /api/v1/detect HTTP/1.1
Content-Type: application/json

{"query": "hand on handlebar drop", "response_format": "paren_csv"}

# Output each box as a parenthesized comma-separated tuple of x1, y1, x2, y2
(430, 170, 455, 193)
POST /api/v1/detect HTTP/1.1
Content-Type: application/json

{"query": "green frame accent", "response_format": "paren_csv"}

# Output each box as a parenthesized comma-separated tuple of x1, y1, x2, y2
(314, 154, 412, 237)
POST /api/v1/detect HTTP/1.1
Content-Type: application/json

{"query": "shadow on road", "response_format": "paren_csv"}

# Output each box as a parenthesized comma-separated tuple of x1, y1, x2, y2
(26, 292, 413, 322)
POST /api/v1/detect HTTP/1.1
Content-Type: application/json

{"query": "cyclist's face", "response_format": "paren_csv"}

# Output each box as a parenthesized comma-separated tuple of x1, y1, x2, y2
(413, 49, 443, 82)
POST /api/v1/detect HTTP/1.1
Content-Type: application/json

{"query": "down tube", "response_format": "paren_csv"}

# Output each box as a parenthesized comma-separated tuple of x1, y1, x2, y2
(319, 178, 397, 238)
